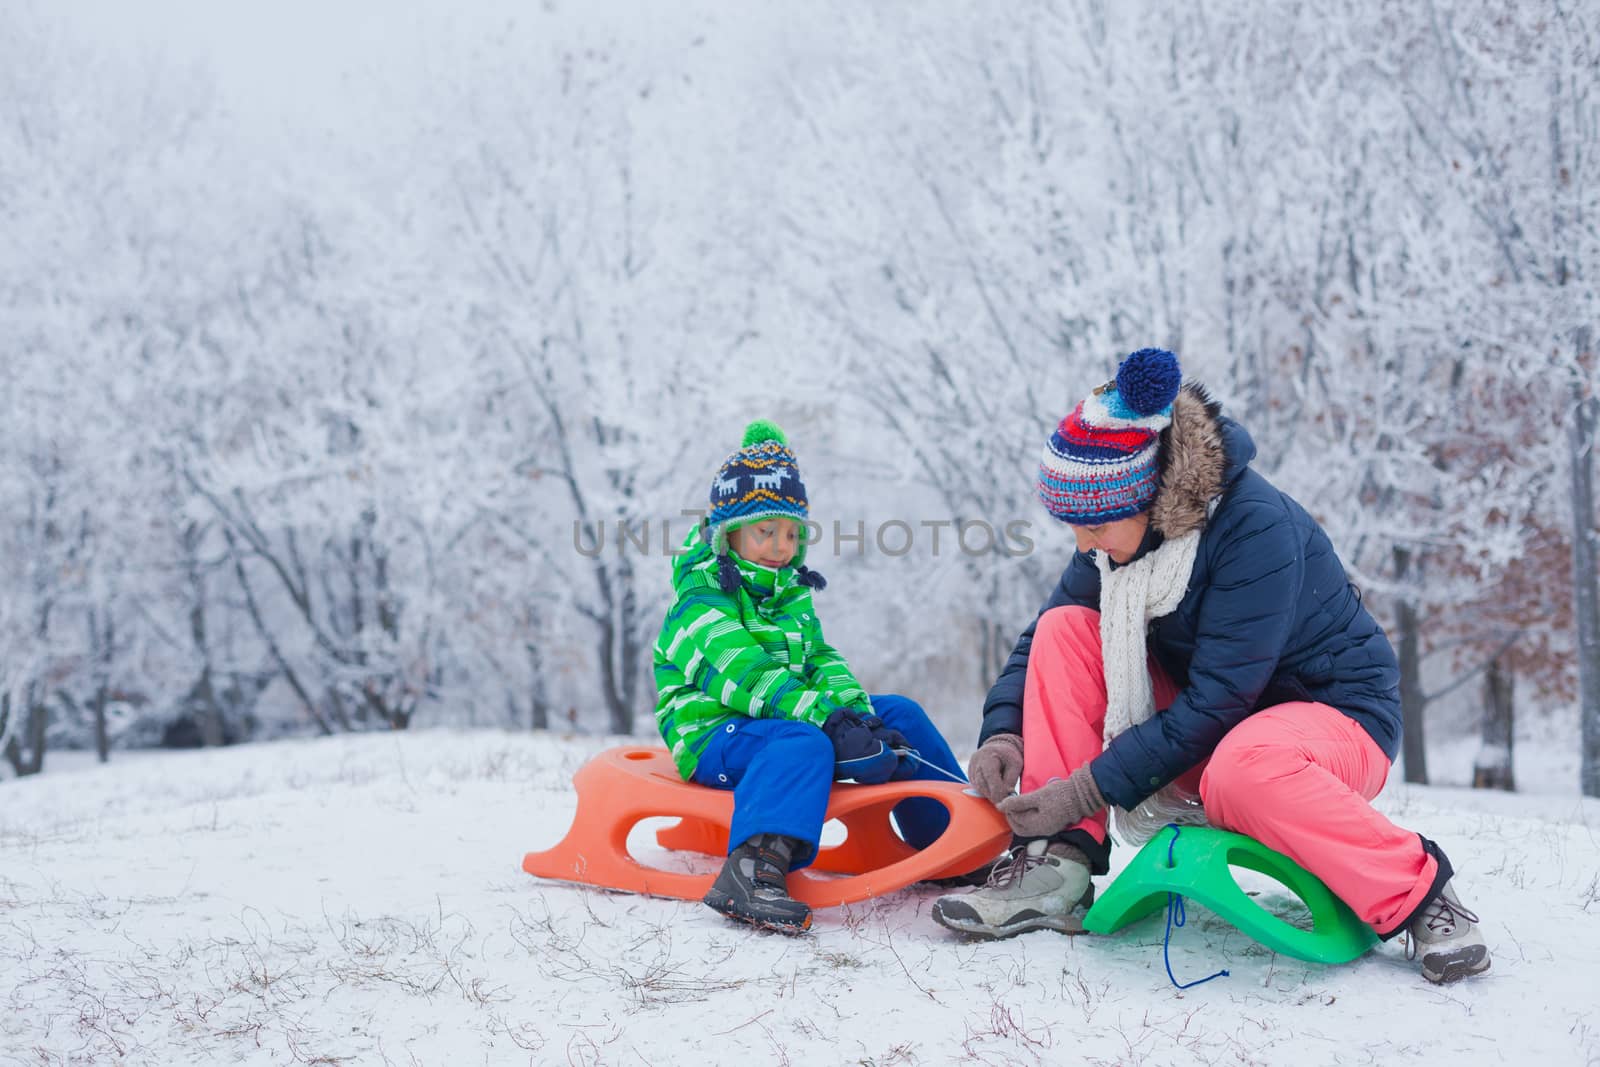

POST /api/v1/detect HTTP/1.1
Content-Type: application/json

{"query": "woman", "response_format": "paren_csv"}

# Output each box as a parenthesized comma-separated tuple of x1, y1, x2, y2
(932, 348, 1489, 984)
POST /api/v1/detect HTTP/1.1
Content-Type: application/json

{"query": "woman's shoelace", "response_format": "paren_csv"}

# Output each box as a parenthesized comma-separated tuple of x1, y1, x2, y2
(1424, 895, 1480, 931)
(1405, 893, 1479, 958)
(983, 844, 1049, 888)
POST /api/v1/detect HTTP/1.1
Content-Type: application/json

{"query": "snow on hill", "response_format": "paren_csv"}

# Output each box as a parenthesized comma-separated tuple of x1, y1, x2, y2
(2, 731, 1597, 1066)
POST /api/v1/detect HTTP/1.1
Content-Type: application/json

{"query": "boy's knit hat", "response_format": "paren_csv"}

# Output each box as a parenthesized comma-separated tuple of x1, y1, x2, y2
(1037, 348, 1183, 525)
(706, 420, 822, 590)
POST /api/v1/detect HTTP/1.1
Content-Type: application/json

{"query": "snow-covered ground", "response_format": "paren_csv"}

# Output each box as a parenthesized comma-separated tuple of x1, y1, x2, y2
(2, 731, 1598, 1066)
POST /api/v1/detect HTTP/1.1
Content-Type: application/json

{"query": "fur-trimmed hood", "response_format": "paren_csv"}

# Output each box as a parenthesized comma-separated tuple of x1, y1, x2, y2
(1148, 383, 1252, 539)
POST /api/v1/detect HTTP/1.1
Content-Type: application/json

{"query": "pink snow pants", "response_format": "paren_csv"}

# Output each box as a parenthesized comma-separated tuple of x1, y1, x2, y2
(1021, 605, 1438, 936)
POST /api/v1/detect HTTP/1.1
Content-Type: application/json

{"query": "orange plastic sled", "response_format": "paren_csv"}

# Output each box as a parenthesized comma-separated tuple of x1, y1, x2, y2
(523, 745, 1010, 907)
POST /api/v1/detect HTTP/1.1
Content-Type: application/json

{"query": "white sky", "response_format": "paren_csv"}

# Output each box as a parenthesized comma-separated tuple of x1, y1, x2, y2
(49, 1, 440, 112)
(37, 0, 762, 127)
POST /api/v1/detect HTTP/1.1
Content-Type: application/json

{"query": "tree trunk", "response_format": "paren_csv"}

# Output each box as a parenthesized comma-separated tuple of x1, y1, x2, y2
(1472, 656, 1515, 791)
(197, 676, 227, 747)
(1394, 547, 1429, 785)
(91, 609, 114, 763)
(92, 685, 111, 764)
(980, 572, 1014, 691)
(185, 551, 229, 747)
(1572, 374, 1600, 799)
(177, 669, 228, 747)
(527, 642, 550, 731)
(594, 561, 640, 737)
(978, 616, 995, 696)
(615, 555, 641, 736)
(597, 614, 624, 735)
(3, 687, 48, 777)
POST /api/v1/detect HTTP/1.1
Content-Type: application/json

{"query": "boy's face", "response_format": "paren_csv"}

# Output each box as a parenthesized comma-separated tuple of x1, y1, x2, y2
(728, 519, 801, 569)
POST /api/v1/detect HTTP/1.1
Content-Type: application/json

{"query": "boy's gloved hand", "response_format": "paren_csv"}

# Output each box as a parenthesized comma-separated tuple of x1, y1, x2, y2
(860, 713, 917, 779)
(996, 763, 1106, 838)
(859, 714, 909, 752)
(967, 733, 1024, 803)
(821, 709, 898, 784)
(887, 745, 922, 781)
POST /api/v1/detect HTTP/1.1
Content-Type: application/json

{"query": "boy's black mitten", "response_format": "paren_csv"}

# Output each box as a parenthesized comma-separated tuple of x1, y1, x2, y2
(859, 714, 909, 752)
(860, 714, 918, 779)
(821, 709, 898, 784)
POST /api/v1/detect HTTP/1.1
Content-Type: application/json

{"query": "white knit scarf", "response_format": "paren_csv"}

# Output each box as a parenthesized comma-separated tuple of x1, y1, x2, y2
(1095, 529, 1208, 843)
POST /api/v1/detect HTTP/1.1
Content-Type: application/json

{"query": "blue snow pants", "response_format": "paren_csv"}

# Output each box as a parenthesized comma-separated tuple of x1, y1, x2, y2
(690, 694, 966, 869)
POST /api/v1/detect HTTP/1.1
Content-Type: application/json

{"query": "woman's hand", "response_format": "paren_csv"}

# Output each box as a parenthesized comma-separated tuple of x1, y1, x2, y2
(996, 764, 1106, 837)
(967, 733, 1025, 803)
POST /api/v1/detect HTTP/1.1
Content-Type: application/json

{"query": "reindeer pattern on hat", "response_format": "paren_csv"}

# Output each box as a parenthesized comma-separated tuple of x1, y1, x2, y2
(752, 468, 789, 491)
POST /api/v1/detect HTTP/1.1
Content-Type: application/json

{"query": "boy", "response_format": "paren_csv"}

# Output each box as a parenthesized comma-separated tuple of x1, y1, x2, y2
(654, 420, 966, 933)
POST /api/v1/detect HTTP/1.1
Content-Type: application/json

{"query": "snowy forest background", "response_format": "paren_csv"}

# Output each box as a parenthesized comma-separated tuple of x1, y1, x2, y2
(3, 0, 1597, 796)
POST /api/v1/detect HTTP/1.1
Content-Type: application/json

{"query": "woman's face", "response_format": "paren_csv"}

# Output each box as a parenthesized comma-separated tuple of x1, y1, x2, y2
(1072, 512, 1151, 565)
(728, 519, 801, 569)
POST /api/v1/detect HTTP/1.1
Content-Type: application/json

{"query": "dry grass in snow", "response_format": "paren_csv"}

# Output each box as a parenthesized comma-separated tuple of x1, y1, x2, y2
(2, 730, 1598, 1065)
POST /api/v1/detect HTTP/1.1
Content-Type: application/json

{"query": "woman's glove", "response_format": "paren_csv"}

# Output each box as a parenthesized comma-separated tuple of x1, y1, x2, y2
(996, 763, 1106, 838)
(967, 733, 1025, 803)
(821, 709, 898, 784)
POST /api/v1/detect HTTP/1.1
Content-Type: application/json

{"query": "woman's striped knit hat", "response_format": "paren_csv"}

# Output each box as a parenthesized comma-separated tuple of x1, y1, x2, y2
(1038, 348, 1183, 525)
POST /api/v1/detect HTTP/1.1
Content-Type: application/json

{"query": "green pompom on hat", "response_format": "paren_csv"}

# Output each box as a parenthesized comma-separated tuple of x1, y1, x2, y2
(741, 419, 788, 448)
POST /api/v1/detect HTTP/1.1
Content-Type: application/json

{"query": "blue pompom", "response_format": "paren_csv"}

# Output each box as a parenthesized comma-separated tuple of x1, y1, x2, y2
(795, 565, 827, 591)
(1116, 348, 1182, 416)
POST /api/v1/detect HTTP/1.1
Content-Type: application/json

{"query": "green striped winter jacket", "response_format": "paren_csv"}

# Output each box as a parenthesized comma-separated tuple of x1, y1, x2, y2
(654, 531, 873, 779)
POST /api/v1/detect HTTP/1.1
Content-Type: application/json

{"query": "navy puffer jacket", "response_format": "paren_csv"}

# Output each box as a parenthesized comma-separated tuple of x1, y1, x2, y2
(979, 386, 1402, 812)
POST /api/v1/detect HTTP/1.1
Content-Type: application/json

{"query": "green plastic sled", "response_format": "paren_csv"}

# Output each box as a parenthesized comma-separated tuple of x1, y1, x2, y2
(1082, 826, 1378, 964)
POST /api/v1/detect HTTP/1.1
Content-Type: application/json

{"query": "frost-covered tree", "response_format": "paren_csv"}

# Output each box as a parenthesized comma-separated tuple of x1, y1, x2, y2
(0, 16, 225, 767)
(1, 0, 1593, 774)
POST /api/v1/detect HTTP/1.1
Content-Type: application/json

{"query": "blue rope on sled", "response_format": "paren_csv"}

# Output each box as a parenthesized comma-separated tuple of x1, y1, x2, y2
(1162, 824, 1230, 990)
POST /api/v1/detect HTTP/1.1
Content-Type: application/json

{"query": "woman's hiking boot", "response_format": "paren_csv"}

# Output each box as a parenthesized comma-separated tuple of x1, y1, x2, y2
(1407, 880, 1490, 984)
(930, 838, 1094, 938)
